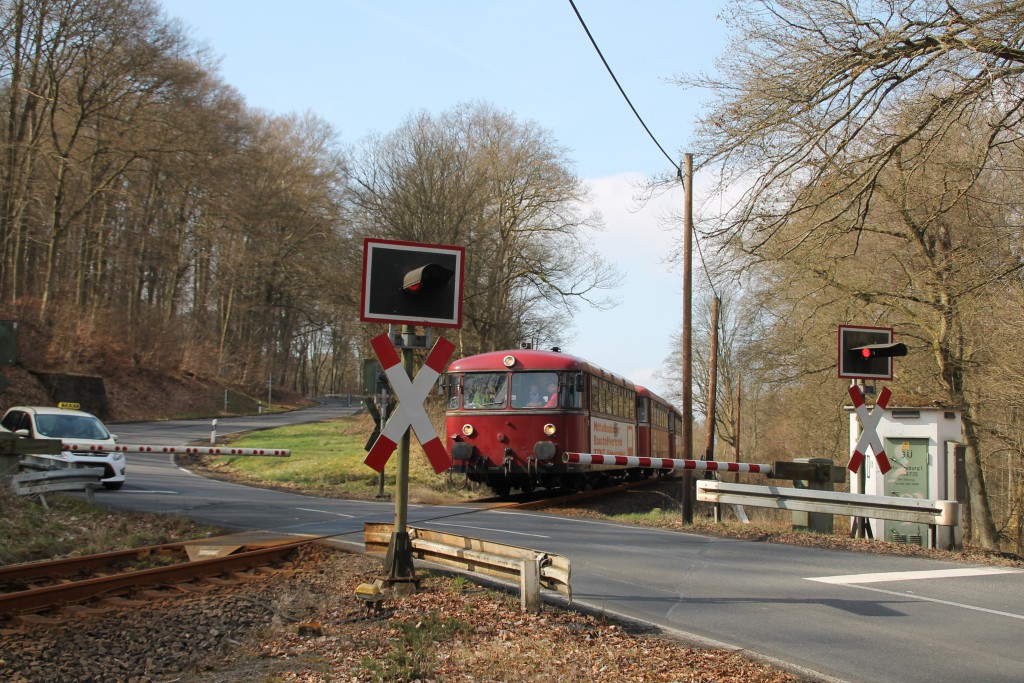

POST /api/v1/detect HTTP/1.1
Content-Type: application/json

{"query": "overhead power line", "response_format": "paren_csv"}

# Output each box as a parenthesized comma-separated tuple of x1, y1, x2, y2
(568, 0, 679, 173)
(569, 1, 720, 299)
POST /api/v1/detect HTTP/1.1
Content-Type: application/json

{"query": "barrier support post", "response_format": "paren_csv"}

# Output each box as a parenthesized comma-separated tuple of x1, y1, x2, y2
(520, 557, 541, 613)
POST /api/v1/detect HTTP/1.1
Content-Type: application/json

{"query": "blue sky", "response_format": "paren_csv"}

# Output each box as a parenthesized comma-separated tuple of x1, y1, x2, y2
(161, 1, 729, 393)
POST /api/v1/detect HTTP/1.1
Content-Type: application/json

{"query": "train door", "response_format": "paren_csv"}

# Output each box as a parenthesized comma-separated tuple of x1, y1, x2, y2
(636, 395, 652, 458)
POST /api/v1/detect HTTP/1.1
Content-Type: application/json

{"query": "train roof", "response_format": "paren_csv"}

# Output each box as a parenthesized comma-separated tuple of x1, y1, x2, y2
(447, 348, 634, 386)
(636, 385, 681, 412)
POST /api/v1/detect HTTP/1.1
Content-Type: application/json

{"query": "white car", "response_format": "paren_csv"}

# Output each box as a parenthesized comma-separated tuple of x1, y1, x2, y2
(1, 405, 126, 490)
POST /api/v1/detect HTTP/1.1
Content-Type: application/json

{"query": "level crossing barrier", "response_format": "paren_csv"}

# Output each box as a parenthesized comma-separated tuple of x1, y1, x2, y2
(696, 480, 961, 549)
(364, 522, 571, 613)
(562, 452, 773, 474)
(58, 443, 291, 456)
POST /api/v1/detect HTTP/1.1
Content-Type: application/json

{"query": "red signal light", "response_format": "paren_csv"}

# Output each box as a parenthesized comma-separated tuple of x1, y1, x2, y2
(402, 263, 453, 294)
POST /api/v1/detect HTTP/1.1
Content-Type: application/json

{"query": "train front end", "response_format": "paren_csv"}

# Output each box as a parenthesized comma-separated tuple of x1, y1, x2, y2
(444, 349, 584, 496)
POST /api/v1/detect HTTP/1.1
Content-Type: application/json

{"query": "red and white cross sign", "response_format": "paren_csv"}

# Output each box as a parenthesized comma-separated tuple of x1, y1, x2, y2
(365, 333, 454, 474)
(848, 384, 892, 474)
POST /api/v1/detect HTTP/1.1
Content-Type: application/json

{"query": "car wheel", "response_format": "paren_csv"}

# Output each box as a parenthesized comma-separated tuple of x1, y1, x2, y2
(103, 481, 124, 490)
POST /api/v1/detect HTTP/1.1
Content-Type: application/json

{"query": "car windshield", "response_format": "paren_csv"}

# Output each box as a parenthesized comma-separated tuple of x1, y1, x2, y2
(35, 414, 110, 440)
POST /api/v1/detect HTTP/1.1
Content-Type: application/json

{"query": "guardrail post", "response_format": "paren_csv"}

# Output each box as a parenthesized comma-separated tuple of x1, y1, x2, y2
(520, 556, 541, 613)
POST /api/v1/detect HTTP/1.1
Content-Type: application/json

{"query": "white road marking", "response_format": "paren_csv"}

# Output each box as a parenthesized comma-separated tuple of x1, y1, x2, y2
(431, 522, 549, 539)
(294, 507, 355, 518)
(807, 567, 1024, 621)
(807, 567, 1019, 584)
(840, 584, 1024, 621)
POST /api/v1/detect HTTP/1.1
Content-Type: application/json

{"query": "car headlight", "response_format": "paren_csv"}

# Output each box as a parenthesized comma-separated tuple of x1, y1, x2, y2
(113, 452, 125, 461)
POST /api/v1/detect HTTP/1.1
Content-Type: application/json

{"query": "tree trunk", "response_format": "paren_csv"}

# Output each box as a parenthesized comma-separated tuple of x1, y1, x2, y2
(962, 408, 1000, 548)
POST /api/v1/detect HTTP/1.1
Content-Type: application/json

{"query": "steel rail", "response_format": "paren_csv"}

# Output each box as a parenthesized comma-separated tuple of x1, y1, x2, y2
(0, 544, 189, 583)
(0, 540, 311, 616)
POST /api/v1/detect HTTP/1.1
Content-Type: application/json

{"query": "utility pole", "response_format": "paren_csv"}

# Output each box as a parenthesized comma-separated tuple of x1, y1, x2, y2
(681, 153, 694, 523)
(703, 296, 720, 462)
(734, 382, 742, 483)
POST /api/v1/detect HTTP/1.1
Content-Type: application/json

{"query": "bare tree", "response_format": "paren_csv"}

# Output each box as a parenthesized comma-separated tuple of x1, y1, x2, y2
(678, 0, 1024, 548)
(349, 102, 620, 354)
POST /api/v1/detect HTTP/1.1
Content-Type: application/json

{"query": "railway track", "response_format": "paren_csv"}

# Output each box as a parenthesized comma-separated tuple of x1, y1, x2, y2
(0, 532, 318, 624)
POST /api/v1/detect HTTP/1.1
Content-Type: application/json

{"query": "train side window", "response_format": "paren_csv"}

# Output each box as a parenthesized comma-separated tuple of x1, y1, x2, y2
(560, 373, 582, 409)
(445, 373, 462, 409)
(637, 397, 649, 423)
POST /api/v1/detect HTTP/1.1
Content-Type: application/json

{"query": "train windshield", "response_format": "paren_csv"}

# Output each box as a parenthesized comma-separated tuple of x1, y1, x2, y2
(461, 373, 508, 409)
(510, 372, 559, 408)
(448, 369, 582, 410)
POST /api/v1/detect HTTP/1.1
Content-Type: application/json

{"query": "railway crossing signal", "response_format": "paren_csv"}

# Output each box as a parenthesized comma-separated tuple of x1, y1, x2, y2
(402, 262, 454, 294)
(853, 342, 908, 360)
(360, 238, 465, 586)
(848, 384, 892, 474)
(360, 238, 465, 328)
(838, 325, 907, 380)
(364, 333, 454, 474)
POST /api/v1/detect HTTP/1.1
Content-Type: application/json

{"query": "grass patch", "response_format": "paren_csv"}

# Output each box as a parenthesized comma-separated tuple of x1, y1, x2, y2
(0, 487, 223, 566)
(199, 412, 482, 503)
(611, 507, 683, 526)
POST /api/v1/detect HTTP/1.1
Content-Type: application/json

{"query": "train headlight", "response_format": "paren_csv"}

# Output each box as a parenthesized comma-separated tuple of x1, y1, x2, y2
(503, 355, 516, 367)
(461, 423, 475, 437)
(543, 423, 556, 436)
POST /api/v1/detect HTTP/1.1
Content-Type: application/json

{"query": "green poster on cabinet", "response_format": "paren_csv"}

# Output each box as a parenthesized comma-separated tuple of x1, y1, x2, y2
(883, 437, 930, 546)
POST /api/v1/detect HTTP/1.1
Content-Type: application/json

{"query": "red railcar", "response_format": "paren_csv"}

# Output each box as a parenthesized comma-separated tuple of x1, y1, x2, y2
(444, 348, 679, 496)
(635, 385, 674, 459)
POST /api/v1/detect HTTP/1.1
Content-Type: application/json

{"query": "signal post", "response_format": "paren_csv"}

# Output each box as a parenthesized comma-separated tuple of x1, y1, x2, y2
(838, 324, 908, 538)
(359, 238, 465, 585)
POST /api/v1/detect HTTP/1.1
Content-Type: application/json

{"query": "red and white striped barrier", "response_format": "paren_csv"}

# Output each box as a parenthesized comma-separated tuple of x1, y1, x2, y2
(562, 452, 771, 475)
(61, 443, 291, 457)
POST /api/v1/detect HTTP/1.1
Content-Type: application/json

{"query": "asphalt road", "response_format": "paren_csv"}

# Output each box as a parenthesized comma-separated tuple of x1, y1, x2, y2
(95, 400, 1024, 683)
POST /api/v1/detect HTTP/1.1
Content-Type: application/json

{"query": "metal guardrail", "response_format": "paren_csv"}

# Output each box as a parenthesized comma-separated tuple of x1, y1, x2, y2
(696, 480, 961, 548)
(11, 464, 105, 506)
(364, 523, 571, 612)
